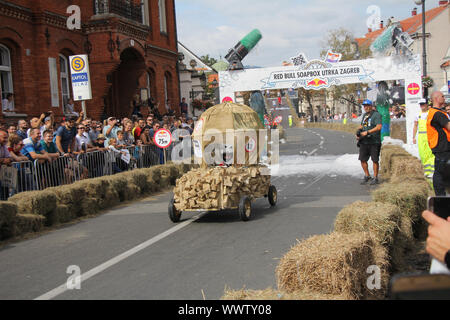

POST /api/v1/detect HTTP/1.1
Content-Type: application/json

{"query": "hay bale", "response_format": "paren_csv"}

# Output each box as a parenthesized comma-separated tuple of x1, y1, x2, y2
(334, 201, 400, 248)
(379, 146, 410, 179)
(0, 201, 17, 225)
(390, 156, 424, 180)
(276, 232, 377, 299)
(122, 170, 148, 194)
(221, 287, 350, 300)
(15, 214, 45, 235)
(8, 190, 57, 217)
(102, 175, 129, 202)
(48, 184, 85, 216)
(372, 181, 429, 223)
(0, 201, 18, 240)
(76, 178, 110, 199)
(81, 198, 102, 216)
(47, 205, 76, 225)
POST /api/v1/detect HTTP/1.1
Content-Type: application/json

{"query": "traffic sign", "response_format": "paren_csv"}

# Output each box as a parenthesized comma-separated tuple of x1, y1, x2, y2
(407, 83, 420, 95)
(69, 54, 92, 101)
(153, 129, 173, 149)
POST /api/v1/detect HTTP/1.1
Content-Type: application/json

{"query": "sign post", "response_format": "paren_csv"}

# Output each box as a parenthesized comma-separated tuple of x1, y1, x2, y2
(153, 129, 173, 164)
(69, 54, 92, 119)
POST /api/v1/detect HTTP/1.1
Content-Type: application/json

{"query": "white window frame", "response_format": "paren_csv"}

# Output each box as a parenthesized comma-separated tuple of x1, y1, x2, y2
(142, 0, 150, 26)
(0, 44, 14, 105)
(59, 54, 71, 110)
(158, 0, 167, 33)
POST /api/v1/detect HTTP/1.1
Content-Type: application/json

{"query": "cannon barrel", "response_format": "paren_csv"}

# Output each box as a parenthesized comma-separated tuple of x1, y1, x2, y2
(225, 29, 262, 70)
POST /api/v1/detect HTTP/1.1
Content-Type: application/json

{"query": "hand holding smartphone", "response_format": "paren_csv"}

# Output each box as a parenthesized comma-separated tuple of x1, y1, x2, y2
(427, 196, 450, 220)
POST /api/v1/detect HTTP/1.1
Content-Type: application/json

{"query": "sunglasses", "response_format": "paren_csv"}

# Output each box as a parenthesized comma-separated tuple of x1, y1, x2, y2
(78, 127, 85, 130)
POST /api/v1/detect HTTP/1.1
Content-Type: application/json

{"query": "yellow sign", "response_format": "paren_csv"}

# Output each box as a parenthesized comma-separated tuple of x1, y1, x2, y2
(71, 56, 85, 72)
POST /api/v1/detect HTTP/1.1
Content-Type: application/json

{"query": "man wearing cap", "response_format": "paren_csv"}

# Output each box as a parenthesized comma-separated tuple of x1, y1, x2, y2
(413, 99, 434, 178)
(426, 91, 450, 196)
(357, 99, 382, 185)
(103, 117, 121, 147)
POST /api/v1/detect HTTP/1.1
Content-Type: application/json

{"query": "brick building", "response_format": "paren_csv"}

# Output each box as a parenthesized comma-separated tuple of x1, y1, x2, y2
(0, 0, 180, 123)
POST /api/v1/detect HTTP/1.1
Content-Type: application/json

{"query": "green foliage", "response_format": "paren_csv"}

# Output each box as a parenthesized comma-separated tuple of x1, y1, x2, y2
(201, 54, 218, 67)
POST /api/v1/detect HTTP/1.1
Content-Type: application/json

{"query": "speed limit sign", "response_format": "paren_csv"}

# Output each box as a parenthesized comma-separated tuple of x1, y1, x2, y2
(153, 129, 172, 149)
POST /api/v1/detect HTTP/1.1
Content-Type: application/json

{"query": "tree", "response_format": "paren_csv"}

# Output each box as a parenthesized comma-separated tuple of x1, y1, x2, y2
(319, 28, 371, 116)
(201, 54, 218, 67)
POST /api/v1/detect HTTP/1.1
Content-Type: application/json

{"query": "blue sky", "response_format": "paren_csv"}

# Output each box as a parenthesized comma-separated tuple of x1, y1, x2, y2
(175, 0, 438, 67)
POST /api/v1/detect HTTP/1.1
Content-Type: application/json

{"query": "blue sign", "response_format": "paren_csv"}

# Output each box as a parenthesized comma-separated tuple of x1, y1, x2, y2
(71, 73, 88, 83)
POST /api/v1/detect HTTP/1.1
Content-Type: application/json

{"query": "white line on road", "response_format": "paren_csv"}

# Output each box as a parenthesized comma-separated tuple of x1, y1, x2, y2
(34, 213, 204, 300)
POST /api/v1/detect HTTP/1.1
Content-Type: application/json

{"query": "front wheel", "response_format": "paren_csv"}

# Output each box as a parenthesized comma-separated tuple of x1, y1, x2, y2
(239, 196, 252, 221)
(268, 185, 277, 207)
(168, 197, 181, 223)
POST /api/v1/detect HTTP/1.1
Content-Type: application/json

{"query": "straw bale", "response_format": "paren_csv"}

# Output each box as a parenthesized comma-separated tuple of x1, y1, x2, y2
(221, 287, 351, 300)
(379, 146, 410, 179)
(47, 205, 76, 225)
(0, 201, 18, 240)
(390, 156, 424, 180)
(9, 190, 57, 217)
(0, 201, 17, 225)
(334, 201, 399, 248)
(276, 232, 376, 299)
(372, 181, 428, 222)
(122, 171, 148, 194)
(15, 214, 45, 235)
(76, 178, 110, 199)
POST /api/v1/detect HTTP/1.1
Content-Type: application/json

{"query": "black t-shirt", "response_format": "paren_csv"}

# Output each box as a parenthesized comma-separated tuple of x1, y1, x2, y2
(430, 108, 450, 157)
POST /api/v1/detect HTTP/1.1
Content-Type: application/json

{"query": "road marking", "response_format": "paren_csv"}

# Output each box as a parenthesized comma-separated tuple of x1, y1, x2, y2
(34, 213, 204, 300)
(307, 148, 318, 156)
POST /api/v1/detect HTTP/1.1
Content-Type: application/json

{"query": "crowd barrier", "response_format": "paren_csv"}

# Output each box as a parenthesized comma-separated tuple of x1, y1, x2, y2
(0, 142, 188, 200)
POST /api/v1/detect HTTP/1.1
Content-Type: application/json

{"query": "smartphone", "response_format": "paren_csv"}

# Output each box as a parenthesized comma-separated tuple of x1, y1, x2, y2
(427, 196, 450, 219)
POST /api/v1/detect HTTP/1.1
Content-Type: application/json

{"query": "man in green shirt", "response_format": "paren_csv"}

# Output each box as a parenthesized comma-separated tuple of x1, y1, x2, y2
(357, 99, 382, 185)
(40, 130, 60, 160)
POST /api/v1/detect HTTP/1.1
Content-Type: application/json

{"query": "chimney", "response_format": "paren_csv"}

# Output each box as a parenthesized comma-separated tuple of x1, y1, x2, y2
(412, 7, 417, 16)
(380, 20, 384, 28)
(439, 0, 448, 6)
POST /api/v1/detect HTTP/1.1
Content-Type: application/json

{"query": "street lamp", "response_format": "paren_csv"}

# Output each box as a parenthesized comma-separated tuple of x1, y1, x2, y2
(414, 0, 428, 97)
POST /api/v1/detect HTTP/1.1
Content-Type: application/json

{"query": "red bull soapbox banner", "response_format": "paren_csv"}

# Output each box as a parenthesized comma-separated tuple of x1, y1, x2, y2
(261, 53, 374, 90)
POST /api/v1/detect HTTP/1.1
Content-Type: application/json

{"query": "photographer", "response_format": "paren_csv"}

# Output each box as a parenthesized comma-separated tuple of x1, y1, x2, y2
(357, 99, 382, 185)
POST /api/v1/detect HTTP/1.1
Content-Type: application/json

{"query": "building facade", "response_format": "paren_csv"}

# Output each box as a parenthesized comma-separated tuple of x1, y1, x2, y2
(0, 0, 180, 122)
(356, 1, 449, 95)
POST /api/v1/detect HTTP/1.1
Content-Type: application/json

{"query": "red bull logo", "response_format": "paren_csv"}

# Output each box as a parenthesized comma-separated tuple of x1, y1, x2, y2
(307, 78, 327, 87)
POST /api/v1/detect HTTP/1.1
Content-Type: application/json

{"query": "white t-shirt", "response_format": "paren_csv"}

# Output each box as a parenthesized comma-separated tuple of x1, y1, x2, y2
(415, 111, 428, 122)
(75, 132, 91, 151)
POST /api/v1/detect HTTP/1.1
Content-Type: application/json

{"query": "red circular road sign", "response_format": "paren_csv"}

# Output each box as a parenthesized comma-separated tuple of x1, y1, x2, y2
(153, 129, 172, 149)
(407, 83, 420, 95)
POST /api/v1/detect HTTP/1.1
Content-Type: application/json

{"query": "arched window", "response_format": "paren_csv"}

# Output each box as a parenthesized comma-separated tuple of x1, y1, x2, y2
(59, 54, 71, 109)
(0, 44, 14, 108)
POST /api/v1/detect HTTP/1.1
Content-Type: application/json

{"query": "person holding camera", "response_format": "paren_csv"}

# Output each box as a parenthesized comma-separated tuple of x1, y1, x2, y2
(357, 99, 382, 185)
(103, 117, 121, 147)
(427, 91, 450, 196)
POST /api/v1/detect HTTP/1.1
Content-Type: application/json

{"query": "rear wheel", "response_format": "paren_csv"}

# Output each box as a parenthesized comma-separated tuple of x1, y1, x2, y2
(168, 197, 181, 223)
(239, 196, 252, 221)
(268, 185, 277, 207)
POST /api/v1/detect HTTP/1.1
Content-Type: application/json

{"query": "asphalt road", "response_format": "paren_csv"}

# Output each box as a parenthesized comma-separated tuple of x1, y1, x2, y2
(0, 126, 374, 300)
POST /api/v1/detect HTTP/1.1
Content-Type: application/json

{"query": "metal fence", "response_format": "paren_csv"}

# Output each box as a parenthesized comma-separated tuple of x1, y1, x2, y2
(0, 144, 181, 200)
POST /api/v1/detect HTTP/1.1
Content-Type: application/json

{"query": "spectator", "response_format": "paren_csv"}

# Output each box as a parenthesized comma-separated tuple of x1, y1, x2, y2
(2, 93, 14, 113)
(107, 137, 126, 174)
(7, 125, 16, 136)
(179, 97, 188, 115)
(55, 116, 77, 155)
(75, 124, 94, 153)
(103, 117, 121, 147)
(16, 119, 28, 140)
(92, 134, 107, 150)
(39, 112, 54, 136)
(27, 113, 46, 137)
(146, 116, 153, 128)
(0, 129, 12, 166)
(40, 130, 60, 160)
(7, 134, 28, 162)
(131, 95, 143, 118)
(116, 130, 127, 149)
(149, 122, 161, 140)
(64, 98, 79, 117)
(445, 103, 450, 117)
(123, 120, 135, 146)
(139, 126, 152, 145)
(133, 118, 146, 141)
(22, 128, 52, 162)
(89, 121, 102, 142)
